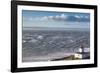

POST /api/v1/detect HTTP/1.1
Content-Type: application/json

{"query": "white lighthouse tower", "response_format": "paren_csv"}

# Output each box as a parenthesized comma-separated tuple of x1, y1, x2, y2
(74, 43, 84, 59)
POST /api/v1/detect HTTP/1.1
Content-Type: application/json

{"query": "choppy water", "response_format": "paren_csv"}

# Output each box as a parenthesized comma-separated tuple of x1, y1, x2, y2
(22, 28, 90, 62)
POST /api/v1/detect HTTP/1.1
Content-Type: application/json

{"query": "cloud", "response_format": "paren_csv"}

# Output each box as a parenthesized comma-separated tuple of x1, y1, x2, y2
(67, 15, 90, 22)
(40, 16, 48, 21)
(35, 14, 67, 21)
(55, 14, 67, 20)
(75, 15, 81, 18)
(23, 14, 90, 22)
(74, 15, 89, 19)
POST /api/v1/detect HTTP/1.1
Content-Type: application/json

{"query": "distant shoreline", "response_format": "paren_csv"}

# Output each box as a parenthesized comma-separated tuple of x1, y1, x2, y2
(22, 27, 90, 31)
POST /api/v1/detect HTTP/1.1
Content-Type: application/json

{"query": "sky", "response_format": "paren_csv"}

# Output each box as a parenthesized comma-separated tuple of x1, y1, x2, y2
(22, 10, 90, 29)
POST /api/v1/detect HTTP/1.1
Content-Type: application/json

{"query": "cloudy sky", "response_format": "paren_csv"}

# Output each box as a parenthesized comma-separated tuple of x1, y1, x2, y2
(22, 10, 90, 29)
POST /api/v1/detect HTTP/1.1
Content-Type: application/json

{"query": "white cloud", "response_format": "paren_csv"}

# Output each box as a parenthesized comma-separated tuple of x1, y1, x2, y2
(74, 15, 89, 19)
(80, 15, 84, 18)
(24, 14, 89, 22)
(48, 16, 54, 19)
(60, 14, 67, 19)
(38, 13, 67, 21)
(40, 16, 48, 21)
(55, 15, 60, 19)
(74, 15, 81, 18)
(84, 16, 89, 18)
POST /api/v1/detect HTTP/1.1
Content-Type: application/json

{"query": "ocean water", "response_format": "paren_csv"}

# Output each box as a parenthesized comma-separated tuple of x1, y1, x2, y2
(22, 28, 90, 62)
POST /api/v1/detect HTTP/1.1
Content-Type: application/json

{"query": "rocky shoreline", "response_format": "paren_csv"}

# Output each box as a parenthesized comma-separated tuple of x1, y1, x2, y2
(51, 52, 90, 61)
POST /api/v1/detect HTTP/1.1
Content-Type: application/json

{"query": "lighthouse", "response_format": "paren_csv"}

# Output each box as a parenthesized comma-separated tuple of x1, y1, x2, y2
(74, 43, 84, 59)
(80, 44, 84, 54)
